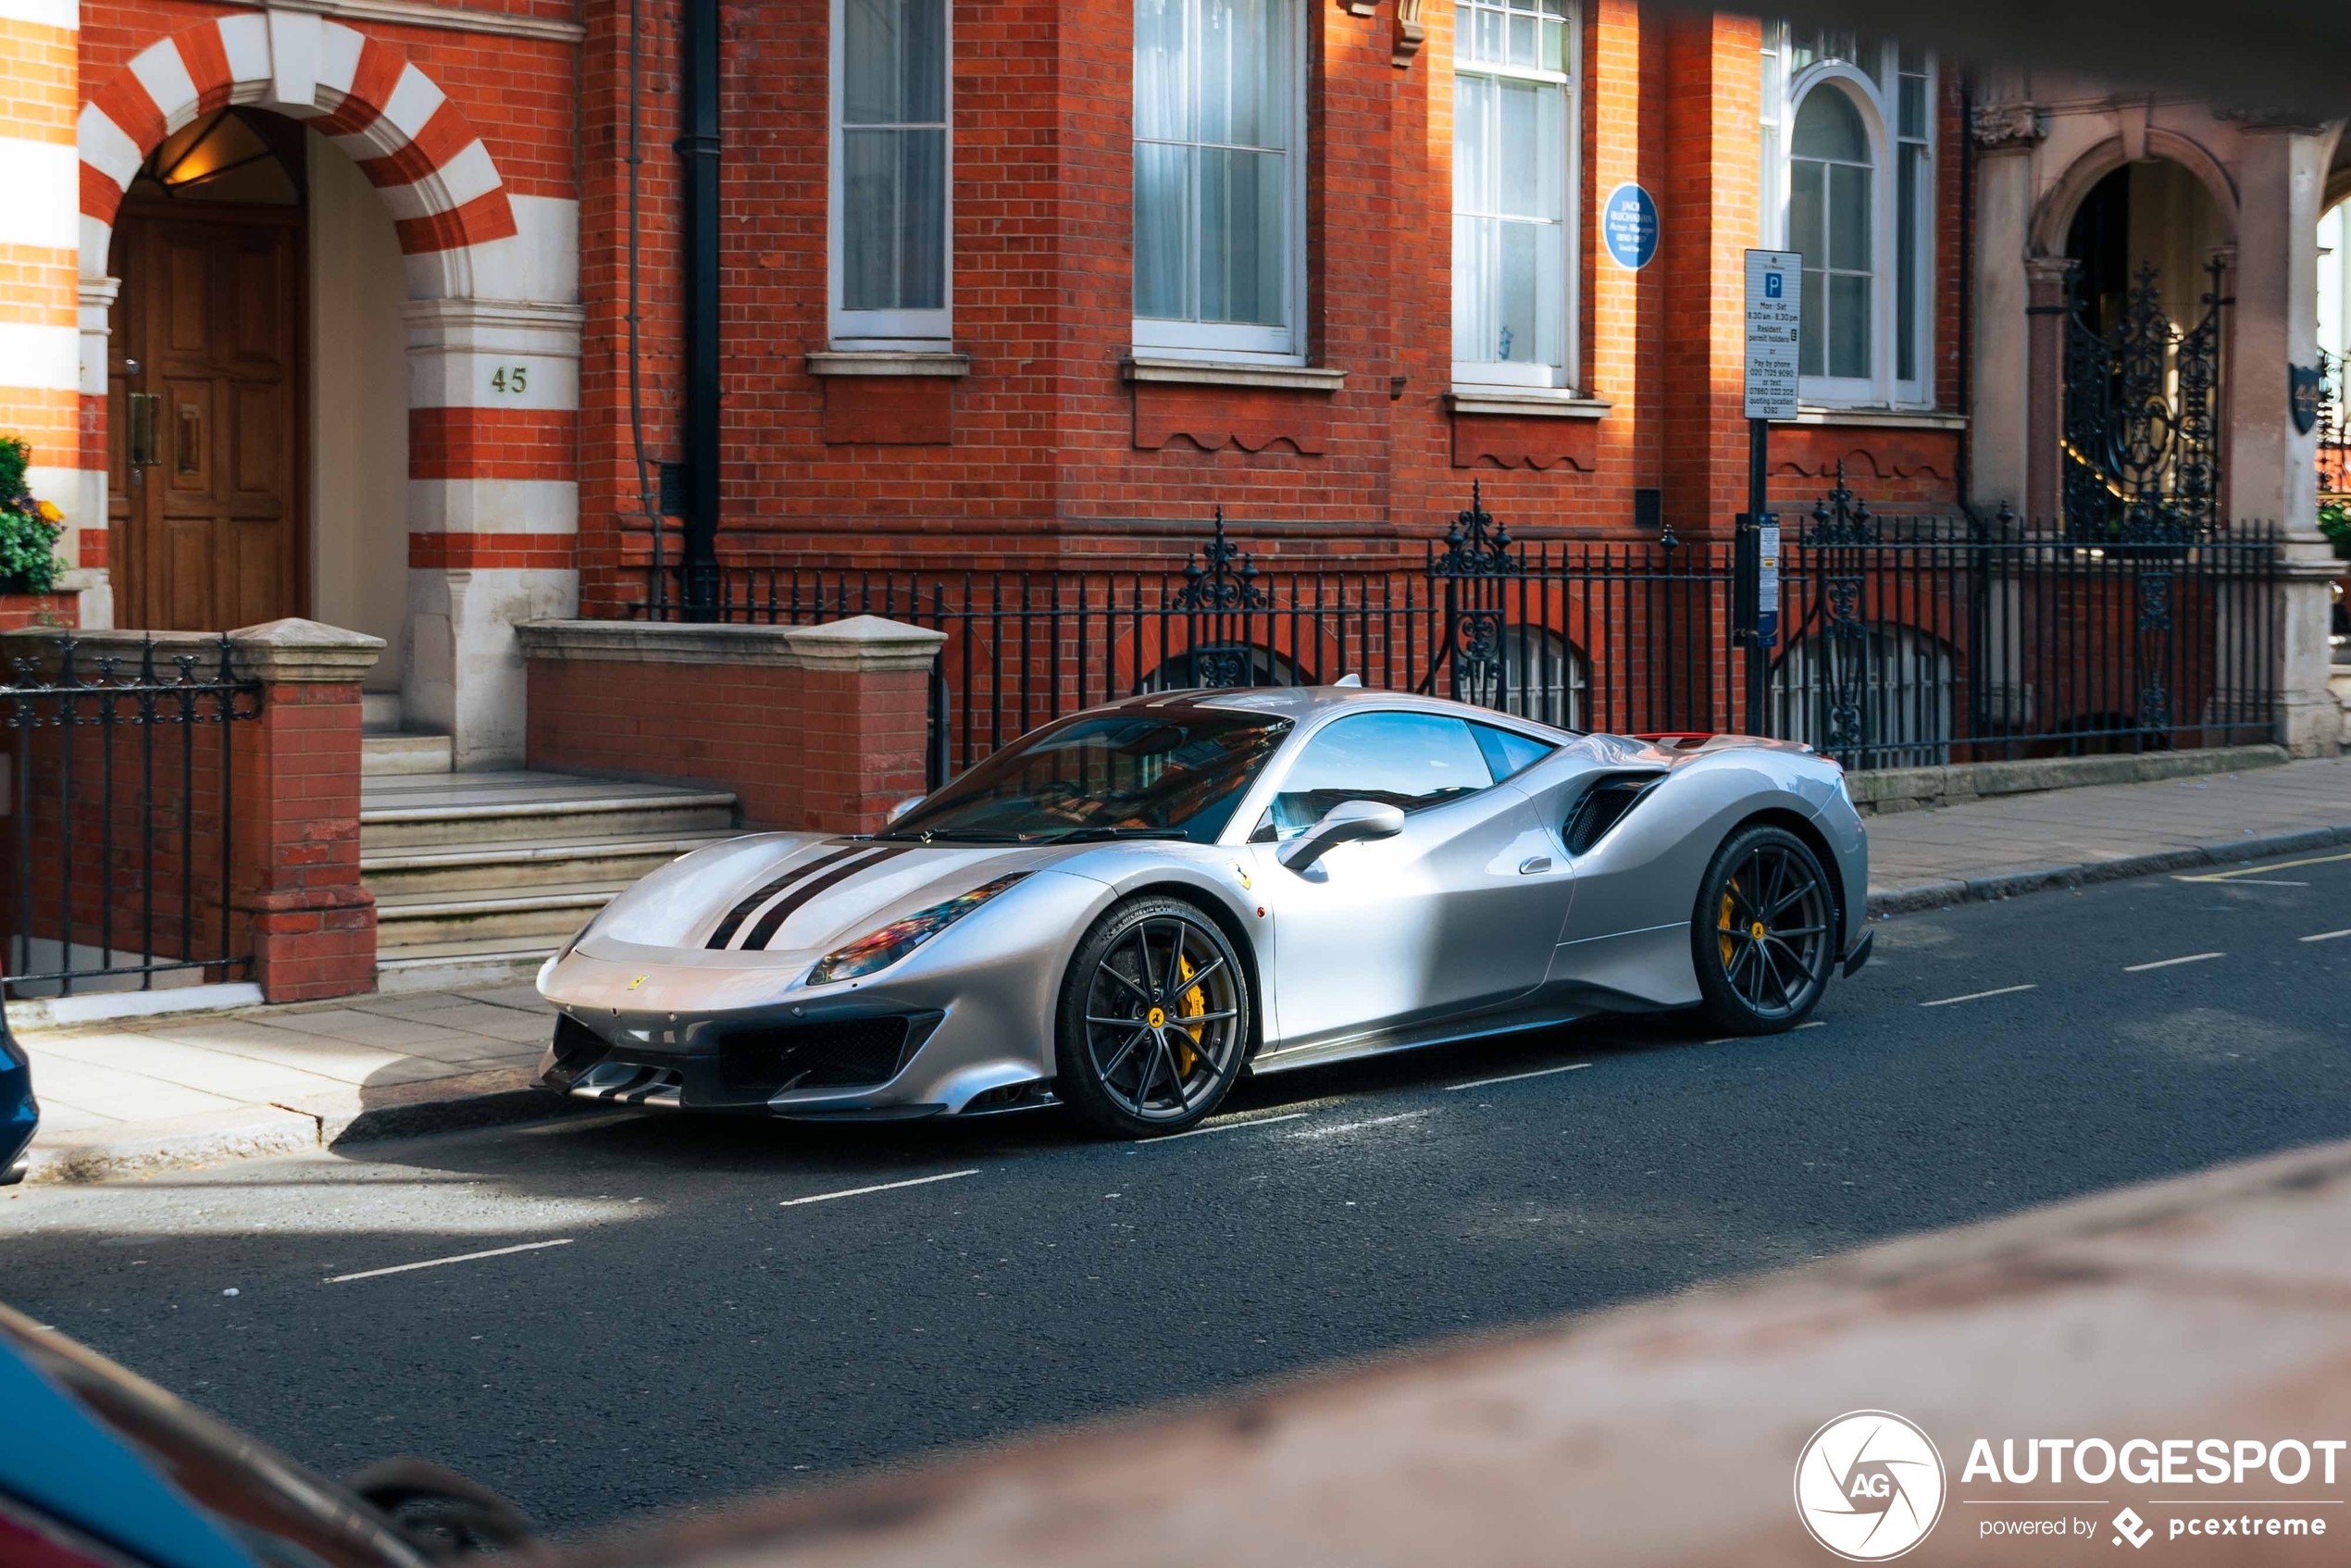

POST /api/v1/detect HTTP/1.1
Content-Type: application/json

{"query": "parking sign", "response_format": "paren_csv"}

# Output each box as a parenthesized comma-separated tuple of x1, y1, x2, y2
(1744, 249, 1801, 420)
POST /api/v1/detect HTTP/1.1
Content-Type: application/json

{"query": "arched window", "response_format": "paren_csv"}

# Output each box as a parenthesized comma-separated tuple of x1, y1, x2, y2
(1759, 25, 1934, 409)
(1772, 626, 1956, 771)
(1451, 626, 1590, 730)
(1791, 89, 1872, 384)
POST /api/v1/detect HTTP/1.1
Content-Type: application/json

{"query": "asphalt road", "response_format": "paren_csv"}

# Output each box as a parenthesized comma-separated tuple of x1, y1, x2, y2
(3, 848, 2348, 1539)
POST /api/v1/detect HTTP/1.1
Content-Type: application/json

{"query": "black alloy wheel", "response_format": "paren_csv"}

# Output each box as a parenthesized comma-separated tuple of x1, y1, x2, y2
(1690, 824, 1836, 1033)
(1056, 895, 1250, 1138)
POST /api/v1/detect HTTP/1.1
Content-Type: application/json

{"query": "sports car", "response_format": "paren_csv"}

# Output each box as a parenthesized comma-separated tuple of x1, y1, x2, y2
(536, 687, 1871, 1138)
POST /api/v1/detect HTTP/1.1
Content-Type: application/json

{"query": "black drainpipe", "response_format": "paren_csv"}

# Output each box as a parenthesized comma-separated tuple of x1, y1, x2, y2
(677, 0, 722, 620)
(1956, 69, 1975, 520)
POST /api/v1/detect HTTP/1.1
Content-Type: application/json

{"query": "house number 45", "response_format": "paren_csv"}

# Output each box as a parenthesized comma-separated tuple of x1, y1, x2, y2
(490, 366, 529, 393)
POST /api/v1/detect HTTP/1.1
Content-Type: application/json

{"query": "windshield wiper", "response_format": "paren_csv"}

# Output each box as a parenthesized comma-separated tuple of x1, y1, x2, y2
(1039, 827, 1192, 844)
(872, 828, 1031, 844)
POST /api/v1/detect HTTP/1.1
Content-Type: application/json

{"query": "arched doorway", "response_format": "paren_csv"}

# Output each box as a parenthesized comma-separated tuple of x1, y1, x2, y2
(105, 103, 413, 662)
(2057, 159, 2231, 537)
(107, 108, 309, 630)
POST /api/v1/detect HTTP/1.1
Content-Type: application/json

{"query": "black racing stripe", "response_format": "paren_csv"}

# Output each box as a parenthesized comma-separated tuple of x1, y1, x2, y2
(705, 845, 868, 951)
(746, 846, 914, 952)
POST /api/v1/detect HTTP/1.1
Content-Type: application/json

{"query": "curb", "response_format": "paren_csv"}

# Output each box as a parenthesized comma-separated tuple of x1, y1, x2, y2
(1864, 822, 2351, 916)
(22, 1068, 571, 1188)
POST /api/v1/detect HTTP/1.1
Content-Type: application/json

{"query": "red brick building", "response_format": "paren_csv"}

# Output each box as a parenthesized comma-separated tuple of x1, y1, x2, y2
(13, 0, 1978, 768)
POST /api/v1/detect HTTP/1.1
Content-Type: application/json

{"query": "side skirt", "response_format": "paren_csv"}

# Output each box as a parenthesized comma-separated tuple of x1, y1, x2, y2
(1245, 1004, 1589, 1079)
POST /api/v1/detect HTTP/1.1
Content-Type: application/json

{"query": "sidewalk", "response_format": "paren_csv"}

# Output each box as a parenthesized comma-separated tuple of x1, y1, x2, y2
(15, 983, 556, 1185)
(1864, 753, 2351, 913)
(11, 754, 2349, 1186)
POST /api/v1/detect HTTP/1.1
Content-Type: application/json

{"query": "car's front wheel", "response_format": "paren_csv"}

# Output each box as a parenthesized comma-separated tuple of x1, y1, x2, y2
(1690, 823, 1835, 1033)
(1056, 895, 1250, 1138)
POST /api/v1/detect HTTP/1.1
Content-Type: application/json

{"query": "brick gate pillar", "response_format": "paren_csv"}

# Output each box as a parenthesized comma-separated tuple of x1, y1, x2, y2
(228, 618, 385, 1002)
(783, 616, 952, 833)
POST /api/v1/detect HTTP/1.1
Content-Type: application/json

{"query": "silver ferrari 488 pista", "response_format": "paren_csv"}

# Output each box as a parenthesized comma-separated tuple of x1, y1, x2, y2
(536, 687, 1871, 1138)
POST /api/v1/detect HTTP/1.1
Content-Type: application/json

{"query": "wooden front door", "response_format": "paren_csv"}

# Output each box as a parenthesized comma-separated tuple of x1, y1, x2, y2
(109, 203, 306, 631)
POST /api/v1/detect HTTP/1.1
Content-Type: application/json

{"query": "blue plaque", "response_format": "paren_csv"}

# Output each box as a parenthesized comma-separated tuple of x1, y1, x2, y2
(1602, 183, 1658, 271)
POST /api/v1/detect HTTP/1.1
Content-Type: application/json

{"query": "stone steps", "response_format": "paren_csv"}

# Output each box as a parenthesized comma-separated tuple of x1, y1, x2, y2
(362, 770, 739, 992)
(362, 731, 454, 775)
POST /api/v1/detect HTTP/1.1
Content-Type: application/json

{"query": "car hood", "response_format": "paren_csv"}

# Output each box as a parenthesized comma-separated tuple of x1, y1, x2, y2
(578, 832, 1138, 967)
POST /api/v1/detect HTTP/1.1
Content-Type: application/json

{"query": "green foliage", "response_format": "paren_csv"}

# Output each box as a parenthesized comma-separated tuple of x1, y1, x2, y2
(2321, 500, 2351, 559)
(0, 435, 66, 593)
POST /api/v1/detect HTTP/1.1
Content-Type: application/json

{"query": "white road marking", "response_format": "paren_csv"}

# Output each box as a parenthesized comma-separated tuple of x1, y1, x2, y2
(2301, 928, 2351, 944)
(1920, 984, 2037, 1008)
(2176, 849, 2351, 883)
(777, 1170, 978, 1209)
(1161, 1112, 1311, 1139)
(1288, 1110, 1432, 1139)
(2124, 952, 2223, 972)
(326, 1238, 574, 1285)
(1702, 1020, 1829, 1045)
(1446, 1062, 1591, 1092)
(2207, 878, 2308, 888)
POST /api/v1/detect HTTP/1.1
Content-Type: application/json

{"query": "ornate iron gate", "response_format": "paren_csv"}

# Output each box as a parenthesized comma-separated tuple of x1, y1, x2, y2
(2062, 257, 2226, 540)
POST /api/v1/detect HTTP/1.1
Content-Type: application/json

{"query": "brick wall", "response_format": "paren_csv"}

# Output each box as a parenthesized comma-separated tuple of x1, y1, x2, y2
(521, 622, 941, 834)
(567, 0, 1972, 612)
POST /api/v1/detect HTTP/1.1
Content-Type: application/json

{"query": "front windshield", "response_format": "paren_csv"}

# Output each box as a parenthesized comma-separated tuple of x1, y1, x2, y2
(884, 708, 1292, 845)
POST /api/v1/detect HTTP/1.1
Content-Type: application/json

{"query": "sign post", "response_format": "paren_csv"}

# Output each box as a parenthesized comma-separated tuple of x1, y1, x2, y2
(1738, 250, 1801, 736)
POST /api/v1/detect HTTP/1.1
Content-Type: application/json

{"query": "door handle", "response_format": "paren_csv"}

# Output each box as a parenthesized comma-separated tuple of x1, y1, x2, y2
(126, 392, 160, 470)
(1519, 855, 1553, 875)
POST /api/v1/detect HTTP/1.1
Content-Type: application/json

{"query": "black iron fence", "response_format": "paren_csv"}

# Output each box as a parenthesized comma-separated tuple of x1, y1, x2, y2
(635, 485, 2285, 786)
(2, 636, 260, 999)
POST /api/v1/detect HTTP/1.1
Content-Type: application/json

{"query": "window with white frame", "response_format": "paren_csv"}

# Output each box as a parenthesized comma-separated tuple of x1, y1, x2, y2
(1452, 0, 1580, 390)
(1758, 24, 1933, 407)
(1133, 0, 1304, 361)
(831, 0, 951, 347)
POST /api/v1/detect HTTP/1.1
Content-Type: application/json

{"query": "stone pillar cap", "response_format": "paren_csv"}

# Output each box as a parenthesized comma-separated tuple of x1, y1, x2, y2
(227, 618, 387, 683)
(780, 615, 947, 672)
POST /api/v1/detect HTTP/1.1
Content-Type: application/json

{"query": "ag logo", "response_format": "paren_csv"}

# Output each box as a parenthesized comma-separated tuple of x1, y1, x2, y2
(1794, 1411, 1947, 1561)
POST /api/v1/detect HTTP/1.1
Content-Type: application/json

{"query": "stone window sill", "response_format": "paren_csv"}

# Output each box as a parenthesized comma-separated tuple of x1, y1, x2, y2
(1447, 388, 1611, 419)
(1122, 356, 1346, 392)
(805, 351, 971, 378)
(1777, 406, 1968, 431)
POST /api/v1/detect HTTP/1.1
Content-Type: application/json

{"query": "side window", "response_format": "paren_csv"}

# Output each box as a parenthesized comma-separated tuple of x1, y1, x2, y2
(1259, 712, 1495, 840)
(1469, 721, 1556, 780)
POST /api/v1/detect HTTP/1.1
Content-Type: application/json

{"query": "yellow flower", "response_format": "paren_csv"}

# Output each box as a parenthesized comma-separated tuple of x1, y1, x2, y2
(34, 500, 62, 523)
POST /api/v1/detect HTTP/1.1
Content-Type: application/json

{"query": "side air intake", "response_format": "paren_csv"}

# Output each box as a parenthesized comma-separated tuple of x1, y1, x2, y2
(1563, 775, 1663, 854)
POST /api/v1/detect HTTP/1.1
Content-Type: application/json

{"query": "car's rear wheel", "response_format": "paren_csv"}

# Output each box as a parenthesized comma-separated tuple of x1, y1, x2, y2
(1691, 824, 1835, 1033)
(1056, 895, 1250, 1138)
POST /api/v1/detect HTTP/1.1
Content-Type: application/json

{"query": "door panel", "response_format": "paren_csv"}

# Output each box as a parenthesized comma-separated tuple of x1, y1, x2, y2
(1249, 788, 1568, 1051)
(112, 203, 304, 631)
(1241, 712, 1574, 1052)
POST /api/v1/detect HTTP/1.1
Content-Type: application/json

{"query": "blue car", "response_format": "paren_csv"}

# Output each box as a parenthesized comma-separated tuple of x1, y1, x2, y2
(0, 998, 32, 1185)
(0, 1300, 532, 1564)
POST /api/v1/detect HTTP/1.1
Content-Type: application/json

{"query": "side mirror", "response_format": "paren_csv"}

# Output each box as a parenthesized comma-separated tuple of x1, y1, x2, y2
(1277, 799, 1405, 872)
(886, 796, 924, 825)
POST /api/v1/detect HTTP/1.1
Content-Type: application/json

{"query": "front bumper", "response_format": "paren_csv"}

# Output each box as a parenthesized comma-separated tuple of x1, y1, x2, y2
(535, 870, 1106, 1118)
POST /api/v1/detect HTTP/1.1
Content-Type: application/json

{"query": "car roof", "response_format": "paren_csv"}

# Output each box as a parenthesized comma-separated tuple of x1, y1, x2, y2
(1101, 684, 1568, 734)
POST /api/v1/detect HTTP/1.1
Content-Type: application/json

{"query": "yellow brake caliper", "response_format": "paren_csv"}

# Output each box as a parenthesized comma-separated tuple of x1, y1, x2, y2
(1719, 882, 1739, 969)
(1174, 954, 1206, 1076)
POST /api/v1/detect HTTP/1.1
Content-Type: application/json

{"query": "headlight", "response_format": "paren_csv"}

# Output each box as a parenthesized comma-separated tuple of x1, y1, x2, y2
(805, 873, 1031, 986)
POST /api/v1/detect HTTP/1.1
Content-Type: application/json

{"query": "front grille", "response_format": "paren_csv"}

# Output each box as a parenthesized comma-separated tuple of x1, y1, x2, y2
(719, 1016, 914, 1092)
